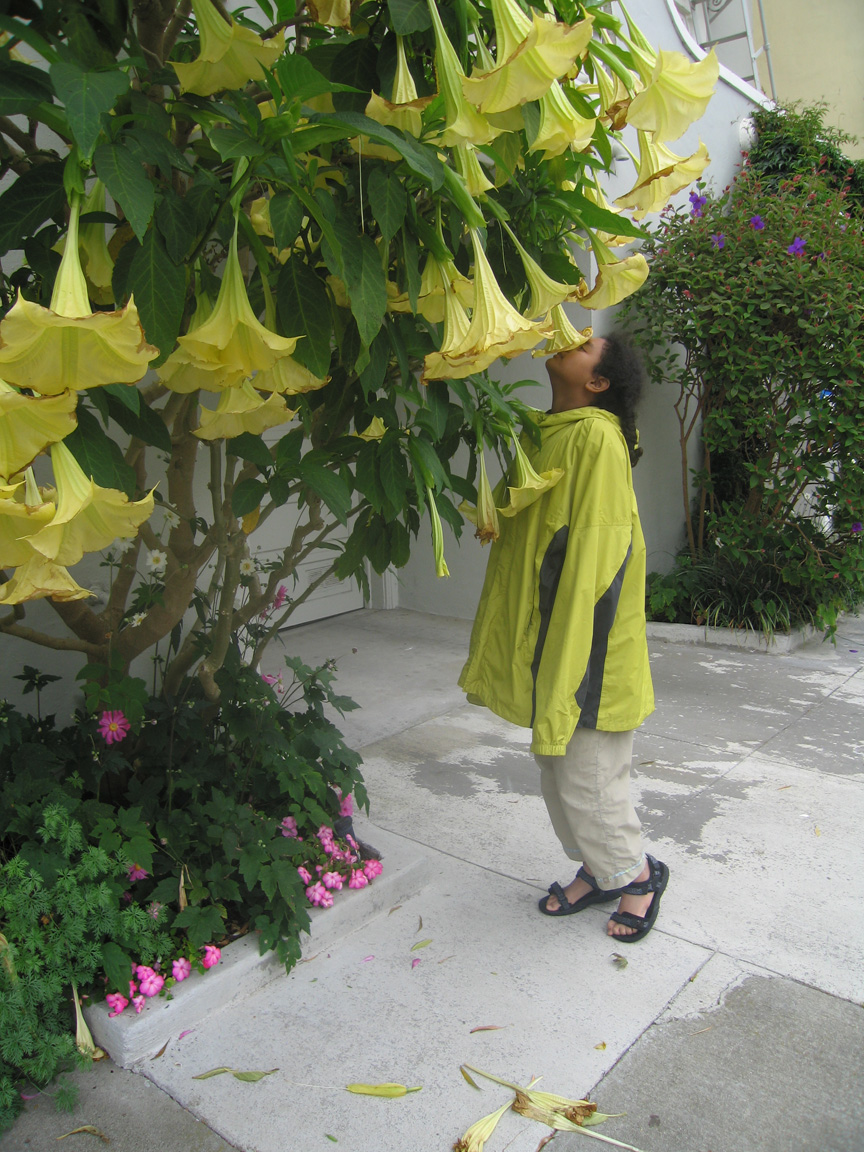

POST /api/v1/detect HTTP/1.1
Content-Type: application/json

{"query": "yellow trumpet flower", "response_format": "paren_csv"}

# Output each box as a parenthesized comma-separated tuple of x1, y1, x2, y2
(615, 134, 710, 219)
(501, 222, 582, 318)
(388, 255, 474, 323)
(497, 434, 564, 517)
(29, 442, 154, 567)
(0, 380, 77, 479)
(307, 0, 351, 29)
(0, 475, 56, 567)
(356, 416, 386, 441)
(177, 224, 299, 383)
(253, 355, 330, 395)
(427, 0, 500, 147)
(425, 485, 450, 577)
(529, 80, 596, 159)
(171, 0, 285, 96)
(579, 234, 649, 311)
(626, 46, 719, 143)
(459, 447, 499, 545)
(365, 36, 433, 137)
(595, 60, 634, 131)
(193, 380, 297, 440)
(77, 180, 115, 305)
(463, 7, 594, 115)
(0, 552, 93, 604)
(533, 306, 591, 356)
(420, 274, 473, 383)
(0, 196, 157, 395)
(453, 145, 494, 196)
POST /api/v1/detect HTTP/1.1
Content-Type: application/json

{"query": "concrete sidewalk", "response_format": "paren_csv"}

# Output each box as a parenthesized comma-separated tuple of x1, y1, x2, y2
(4, 609, 864, 1152)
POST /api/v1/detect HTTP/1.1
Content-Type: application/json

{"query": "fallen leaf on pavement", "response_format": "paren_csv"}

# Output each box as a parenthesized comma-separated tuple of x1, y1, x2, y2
(411, 939, 432, 951)
(193, 1067, 278, 1081)
(57, 1127, 109, 1143)
(611, 953, 628, 969)
(151, 1041, 169, 1060)
(594, 1042, 606, 1051)
(417, 916, 423, 932)
(388, 905, 402, 915)
(345, 1083, 421, 1097)
(460, 1066, 482, 1090)
(470, 1025, 504, 1033)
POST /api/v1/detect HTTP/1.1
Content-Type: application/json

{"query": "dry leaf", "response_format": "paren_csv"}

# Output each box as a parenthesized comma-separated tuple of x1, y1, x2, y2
(777, 784, 792, 790)
(691, 1026, 713, 1036)
(388, 905, 402, 915)
(57, 1127, 109, 1143)
(417, 916, 423, 932)
(193, 1067, 233, 1079)
(438, 955, 455, 964)
(345, 1083, 421, 1097)
(410, 939, 432, 952)
(192, 1067, 277, 1081)
(151, 1041, 169, 1060)
(534, 1134, 556, 1151)
(298, 953, 321, 965)
(611, 953, 628, 969)
(469, 1025, 504, 1033)
(460, 1066, 482, 1090)
(814, 826, 821, 836)
(594, 1042, 606, 1051)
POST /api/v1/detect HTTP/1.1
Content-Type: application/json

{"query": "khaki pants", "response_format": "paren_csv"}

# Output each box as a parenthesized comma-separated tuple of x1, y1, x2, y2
(535, 728, 644, 890)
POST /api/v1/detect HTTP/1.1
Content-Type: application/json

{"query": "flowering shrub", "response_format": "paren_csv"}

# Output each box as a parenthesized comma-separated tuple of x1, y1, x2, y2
(621, 105, 864, 635)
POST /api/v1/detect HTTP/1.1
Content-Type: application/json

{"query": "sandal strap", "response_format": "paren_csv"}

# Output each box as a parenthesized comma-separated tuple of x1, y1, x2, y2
(547, 881, 571, 911)
(619, 855, 663, 896)
(609, 910, 648, 930)
(575, 866, 601, 892)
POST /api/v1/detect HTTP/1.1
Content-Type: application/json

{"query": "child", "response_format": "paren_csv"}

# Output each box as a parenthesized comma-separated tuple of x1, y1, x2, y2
(458, 334, 668, 941)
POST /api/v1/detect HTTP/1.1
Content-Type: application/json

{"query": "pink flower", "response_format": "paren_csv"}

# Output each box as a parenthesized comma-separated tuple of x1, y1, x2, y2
(280, 816, 298, 838)
(132, 994, 145, 1014)
(412, 958, 421, 969)
(316, 825, 335, 849)
(273, 585, 288, 610)
(306, 882, 334, 908)
(261, 672, 279, 685)
(297, 866, 312, 884)
(172, 958, 192, 982)
(201, 945, 221, 970)
(348, 869, 368, 889)
(106, 993, 128, 1017)
(321, 871, 343, 890)
(128, 980, 138, 998)
(98, 709, 130, 745)
(137, 968, 164, 997)
(148, 902, 163, 920)
(339, 794, 353, 818)
(126, 863, 148, 882)
(362, 859, 383, 880)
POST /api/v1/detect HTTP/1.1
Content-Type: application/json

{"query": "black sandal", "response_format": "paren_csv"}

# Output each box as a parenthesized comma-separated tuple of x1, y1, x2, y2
(607, 855, 669, 942)
(538, 866, 624, 917)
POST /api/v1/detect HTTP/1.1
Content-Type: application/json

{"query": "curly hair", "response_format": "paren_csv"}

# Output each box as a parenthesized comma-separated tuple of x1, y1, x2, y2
(591, 333, 646, 467)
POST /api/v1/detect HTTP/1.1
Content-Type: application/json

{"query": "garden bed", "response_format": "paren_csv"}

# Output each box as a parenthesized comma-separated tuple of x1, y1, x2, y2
(647, 621, 819, 654)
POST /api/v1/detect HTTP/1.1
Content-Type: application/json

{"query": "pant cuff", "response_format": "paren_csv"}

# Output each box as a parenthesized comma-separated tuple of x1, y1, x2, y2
(595, 854, 645, 891)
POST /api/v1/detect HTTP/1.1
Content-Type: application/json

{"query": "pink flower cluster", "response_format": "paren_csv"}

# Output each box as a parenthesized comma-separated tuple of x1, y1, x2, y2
(104, 946, 221, 1017)
(292, 814, 383, 911)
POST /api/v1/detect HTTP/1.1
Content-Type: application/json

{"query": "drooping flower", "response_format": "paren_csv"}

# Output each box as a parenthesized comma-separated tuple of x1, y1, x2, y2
(624, 37, 719, 142)
(711, 233, 725, 250)
(0, 194, 158, 394)
(28, 441, 154, 568)
(615, 134, 710, 220)
(427, 0, 500, 147)
(306, 0, 351, 30)
(171, 0, 285, 96)
(426, 485, 450, 578)
(106, 993, 129, 1017)
(75, 180, 115, 306)
(362, 859, 383, 879)
(364, 35, 432, 138)
(453, 145, 494, 196)
(453, 1101, 511, 1152)
(0, 473, 56, 567)
(594, 59, 633, 131)
(501, 221, 582, 318)
(534, 307, 592, 357)
(787, 236, 806, 256)
(750, 214, 765, 230)
(389, 253, 474, 324)
(462, 2, 594, 115)
(252, 355, 329, 396)
(0, 552, 93, 605)
(201, 945, 221, 969)
(528, 81, 596, 160)
(348, 869, 368, 889)
(357, 416, 387, 441)
(72, 981, 104, 1059)
(98, 710, 131, 745)
(297, 865, 313, 884)
(0, 379, 77, 479)
(273, 584, 288, 610)
(497, 435, 564, 518)
(578, 234, 649, 310)
(172, 958, 192, 982)
(459, 448, 500, 545)
(193, 380, 297, 441)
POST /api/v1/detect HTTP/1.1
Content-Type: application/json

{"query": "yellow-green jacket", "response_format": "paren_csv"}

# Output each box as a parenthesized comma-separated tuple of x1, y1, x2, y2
(458, 407, 654, 755)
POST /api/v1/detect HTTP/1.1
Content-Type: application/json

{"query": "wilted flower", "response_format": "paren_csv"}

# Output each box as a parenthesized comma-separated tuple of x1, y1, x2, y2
(615, 134, 710, 220)
(172, 958, 192, 982)
(427, 0, 500, 147)
(460, 448, 500, 545)
(171, 0, 285, 96)
(99, 710, 130, 745)
(72, 981, 104, 1059)
(127, 863, 148, 882)
(453, 1101, 511, 1152)
(201, 945, 221, 969)
(426, 484, 450, 578)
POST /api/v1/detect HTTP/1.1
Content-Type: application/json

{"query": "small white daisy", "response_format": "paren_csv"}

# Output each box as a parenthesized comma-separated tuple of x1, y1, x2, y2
(163, 509, 180, 530)
(129, 612, 147, 628)
(239, 558, 255, 577)
(147, 549, 167, 574)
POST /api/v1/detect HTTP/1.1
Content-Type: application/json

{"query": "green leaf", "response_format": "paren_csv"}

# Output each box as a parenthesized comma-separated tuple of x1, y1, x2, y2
(331, 39, 378, 112)
(209, 126, 266, 160)
(94, 143, 156, 241)
(276, 259, 332, 378)
(387, 0, 432, 34)
(298, 459, 351, 524)
(124, 126, 195, 179)
(64, 406, 136, 496)
(232, 1069, 279, 1083)
(410, 938, 432, 951)
(268, 191, 304, 252)
(367, 169, 407, 246)
(155, 188, 198, 264)
(276, 55, 360, 100)
(101, 941, 133, 994)
(103, 381, 140, 415)
(307, 113, 444, 189)
(49, 63, 128, 160)
(232, 478, 268, 517)
(127, 229, 187, 364)
(378, 435, 409, 515)
(408, 435, 447, 490)
(0, 161, 65, 255)
(401, 227, 421, 314)
(344, 236, 387, 349)
(106, 392, 172, 453)
(552, 189, 646, 240)
(227, 433, 273, 472)
(0, 61, 54, 115)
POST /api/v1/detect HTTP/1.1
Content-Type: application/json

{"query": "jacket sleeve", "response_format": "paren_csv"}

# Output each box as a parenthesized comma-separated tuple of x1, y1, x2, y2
(529, 421, 634, 755)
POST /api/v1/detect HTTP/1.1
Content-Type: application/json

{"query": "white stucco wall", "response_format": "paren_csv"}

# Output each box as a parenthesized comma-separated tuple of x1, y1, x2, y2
(395, 0, 760, 621)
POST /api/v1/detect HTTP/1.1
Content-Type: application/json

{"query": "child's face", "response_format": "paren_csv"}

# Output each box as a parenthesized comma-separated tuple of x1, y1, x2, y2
(546, 337, 608, 392)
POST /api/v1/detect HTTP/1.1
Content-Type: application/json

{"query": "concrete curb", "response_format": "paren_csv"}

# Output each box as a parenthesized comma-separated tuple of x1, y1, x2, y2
(85, 825, 428, 1068)
(647, 621, 819, 654)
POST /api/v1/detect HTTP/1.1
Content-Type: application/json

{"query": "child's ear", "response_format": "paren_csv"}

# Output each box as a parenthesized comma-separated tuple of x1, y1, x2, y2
(587, 374, 610, 394)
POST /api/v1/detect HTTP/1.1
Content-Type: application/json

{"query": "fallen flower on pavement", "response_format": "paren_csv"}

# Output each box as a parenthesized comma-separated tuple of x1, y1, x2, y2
(345, 1083, 422, 1097)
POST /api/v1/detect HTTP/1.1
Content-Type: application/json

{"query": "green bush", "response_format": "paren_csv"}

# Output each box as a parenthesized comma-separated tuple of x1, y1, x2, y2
(621, 106, 864, 635)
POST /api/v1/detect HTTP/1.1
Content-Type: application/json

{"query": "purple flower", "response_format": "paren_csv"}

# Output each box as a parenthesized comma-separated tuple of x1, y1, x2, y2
(787, 236, 806, 256)
(852, 522, 862, 534)
(710, 234, 725, 250)
(689, 191, 707, 217)
(98, 710, 130, 745)
(749, 215, 765, 230)
(126, 863, 148, 882)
